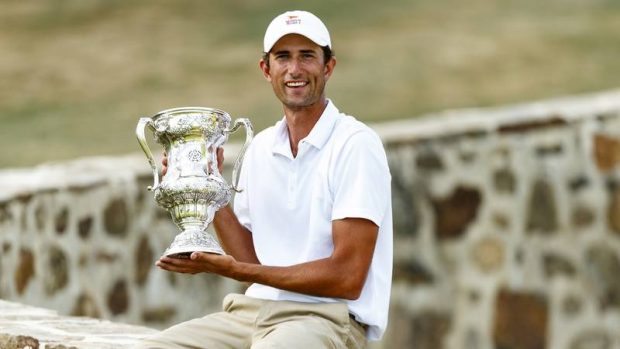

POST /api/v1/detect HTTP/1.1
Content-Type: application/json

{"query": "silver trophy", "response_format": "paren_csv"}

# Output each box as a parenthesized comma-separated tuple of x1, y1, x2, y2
(136, 107, 253, 258)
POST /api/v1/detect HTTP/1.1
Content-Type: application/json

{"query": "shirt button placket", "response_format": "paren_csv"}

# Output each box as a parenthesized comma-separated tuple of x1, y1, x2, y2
(288, 142, 306, 208)
(288, 160, 296, 208)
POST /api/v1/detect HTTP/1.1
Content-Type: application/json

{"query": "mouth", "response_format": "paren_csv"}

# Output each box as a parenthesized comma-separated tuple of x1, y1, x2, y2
(285, 81, 308, 88)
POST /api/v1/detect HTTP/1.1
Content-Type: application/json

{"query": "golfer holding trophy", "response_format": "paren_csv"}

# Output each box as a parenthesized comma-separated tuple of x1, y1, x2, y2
(134, 10, 392, 349)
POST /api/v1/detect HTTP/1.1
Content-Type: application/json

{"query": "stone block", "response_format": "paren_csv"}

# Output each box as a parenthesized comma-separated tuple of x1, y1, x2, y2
(71, 293, 101, 319)
(104, 198, 129, 237)
(43, 245, 69, 296)
(34, 203, 46, 231)
(471, 236, 505, 273)
(15, 248, 35, 295)
(584, 245, 620, 309)
(526, 180, 558, 234)
(593, 134, 620, 172)
(572, 205, 595, 229)
(607, 186, 620, 235)
(494, 168, 516, 194)
(391, 169, 420, 237)
(415, 150, 444, 171)
(135, 234, 154, 286)
(0, 333, 39, 349)
(0, 202, 13, 223)
(54, 207, 69, 235)
(493, 289, 548, 349)
(393, 259, 434, 284)
(543, 253, 576, 278)
(77, 216, 93, 239)
(431, 186, 482, 240)
(107, 279, 129, 315)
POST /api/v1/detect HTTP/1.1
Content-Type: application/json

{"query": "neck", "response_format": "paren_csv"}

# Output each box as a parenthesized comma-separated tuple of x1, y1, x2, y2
(284, 98, 328, 157)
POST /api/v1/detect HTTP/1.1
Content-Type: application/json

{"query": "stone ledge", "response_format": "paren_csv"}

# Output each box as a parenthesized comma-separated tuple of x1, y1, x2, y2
(371, 89, 620, 143)
(0, 143, 242, 204)
(0, 300, 156, 349)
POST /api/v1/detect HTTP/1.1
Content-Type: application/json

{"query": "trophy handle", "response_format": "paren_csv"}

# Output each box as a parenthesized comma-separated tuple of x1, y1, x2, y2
(136, 117, 160, 191)
(226, 118, 254, 193)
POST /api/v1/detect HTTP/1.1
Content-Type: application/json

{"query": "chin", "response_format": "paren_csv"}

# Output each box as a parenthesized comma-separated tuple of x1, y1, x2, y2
(284, 97, 320, 109)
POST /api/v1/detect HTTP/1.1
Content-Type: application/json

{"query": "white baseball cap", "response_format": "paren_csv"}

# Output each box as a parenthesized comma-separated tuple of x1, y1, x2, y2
(263, 10, 332, 53)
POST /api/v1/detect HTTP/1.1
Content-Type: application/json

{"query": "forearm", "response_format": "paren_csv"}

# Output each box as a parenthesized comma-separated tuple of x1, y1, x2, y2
(213, 206, 260, 264)
(232, 256, 363, 300)
(227, 218, 377, 300)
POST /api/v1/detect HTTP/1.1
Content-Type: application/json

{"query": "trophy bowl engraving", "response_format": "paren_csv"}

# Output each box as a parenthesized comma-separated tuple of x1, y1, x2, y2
(136, 107, 253, 258)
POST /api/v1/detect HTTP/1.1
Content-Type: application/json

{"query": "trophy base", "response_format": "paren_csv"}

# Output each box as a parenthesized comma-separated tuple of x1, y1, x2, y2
(163, 229, 225, 258)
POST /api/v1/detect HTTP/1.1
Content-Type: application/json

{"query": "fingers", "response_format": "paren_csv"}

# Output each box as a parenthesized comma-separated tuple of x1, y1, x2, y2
(155, 252, 232, 277)
(156, 257, 202, 274)
(161, 151, 168, 176)
(156, 253, 215, 273)
(217, 148, 224, 173)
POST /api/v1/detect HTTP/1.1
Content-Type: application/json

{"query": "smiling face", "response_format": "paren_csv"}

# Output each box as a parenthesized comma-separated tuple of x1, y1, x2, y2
(260, 34, 336, 111)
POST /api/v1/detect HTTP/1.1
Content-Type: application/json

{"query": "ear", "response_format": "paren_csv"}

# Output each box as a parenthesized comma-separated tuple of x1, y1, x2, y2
(323, 56, 337, 82)
(259, 58, 272, 82)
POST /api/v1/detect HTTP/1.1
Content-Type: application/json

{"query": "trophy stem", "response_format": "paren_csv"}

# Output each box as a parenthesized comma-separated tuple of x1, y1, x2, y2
(163, 227, 225, 258)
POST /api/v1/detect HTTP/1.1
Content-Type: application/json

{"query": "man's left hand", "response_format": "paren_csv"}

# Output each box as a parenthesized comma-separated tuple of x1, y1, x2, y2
(156, 252, 237, 278)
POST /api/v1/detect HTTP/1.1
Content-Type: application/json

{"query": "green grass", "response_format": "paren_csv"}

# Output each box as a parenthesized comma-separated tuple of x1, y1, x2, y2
(1, 0, 620, 167)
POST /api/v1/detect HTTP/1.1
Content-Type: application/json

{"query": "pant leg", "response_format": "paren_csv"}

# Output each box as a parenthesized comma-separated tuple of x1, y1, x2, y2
(134, 294, 257, 349)
(250, 300, 367, 349)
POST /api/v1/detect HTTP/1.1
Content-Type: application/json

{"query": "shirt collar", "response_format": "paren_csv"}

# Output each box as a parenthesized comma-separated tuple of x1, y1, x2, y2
(272, 100, 340, 157)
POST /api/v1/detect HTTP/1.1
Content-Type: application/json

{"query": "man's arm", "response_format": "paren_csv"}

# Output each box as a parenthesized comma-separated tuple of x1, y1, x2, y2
(212, 206, 260, 264)
(157, 217, 378, 300)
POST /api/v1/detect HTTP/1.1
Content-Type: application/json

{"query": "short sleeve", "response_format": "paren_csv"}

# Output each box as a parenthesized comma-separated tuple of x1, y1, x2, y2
(330, 130, 391, 226)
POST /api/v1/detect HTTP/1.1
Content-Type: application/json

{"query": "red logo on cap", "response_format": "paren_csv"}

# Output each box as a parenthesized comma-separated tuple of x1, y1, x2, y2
(285, 15, 301, 25)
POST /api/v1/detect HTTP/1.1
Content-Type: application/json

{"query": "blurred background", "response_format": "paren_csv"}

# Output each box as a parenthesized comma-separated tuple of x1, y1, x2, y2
(2, 0, 620, 167)
(2, 1, 620, 348)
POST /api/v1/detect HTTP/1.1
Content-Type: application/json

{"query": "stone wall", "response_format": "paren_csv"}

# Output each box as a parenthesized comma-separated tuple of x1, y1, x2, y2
(375, 90, 620, 349)
(2, 90, 620, 348)
(0, 153, 244, 331)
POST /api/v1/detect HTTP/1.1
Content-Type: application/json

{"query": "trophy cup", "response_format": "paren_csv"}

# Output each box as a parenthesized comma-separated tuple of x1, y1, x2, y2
(136, 107, 253, 258)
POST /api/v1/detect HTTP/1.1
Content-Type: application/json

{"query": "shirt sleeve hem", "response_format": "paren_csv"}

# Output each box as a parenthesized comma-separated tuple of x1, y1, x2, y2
(332, 208, 384, 227)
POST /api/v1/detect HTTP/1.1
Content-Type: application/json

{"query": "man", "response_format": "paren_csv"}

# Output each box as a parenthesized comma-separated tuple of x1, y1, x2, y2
(137, 10, 392, 349)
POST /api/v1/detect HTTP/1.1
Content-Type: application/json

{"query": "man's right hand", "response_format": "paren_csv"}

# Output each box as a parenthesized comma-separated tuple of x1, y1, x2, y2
(161, 152, 169, 177)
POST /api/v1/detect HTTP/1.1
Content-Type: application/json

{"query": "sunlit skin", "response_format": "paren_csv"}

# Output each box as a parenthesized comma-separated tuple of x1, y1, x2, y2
(155, 34, 379, 301)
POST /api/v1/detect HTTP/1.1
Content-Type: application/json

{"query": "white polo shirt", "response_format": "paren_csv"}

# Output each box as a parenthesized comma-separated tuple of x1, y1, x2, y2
(233, 101, 393, 340)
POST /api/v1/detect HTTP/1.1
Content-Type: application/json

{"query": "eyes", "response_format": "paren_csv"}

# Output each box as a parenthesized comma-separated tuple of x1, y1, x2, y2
(273, 51, 318, 62)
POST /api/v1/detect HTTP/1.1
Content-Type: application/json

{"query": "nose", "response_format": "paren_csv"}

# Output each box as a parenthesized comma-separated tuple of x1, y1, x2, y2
(288, 58, 303, 77)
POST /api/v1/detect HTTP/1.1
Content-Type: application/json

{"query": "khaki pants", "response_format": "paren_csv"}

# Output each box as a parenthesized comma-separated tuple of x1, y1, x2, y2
(135, 294, 367, 349)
